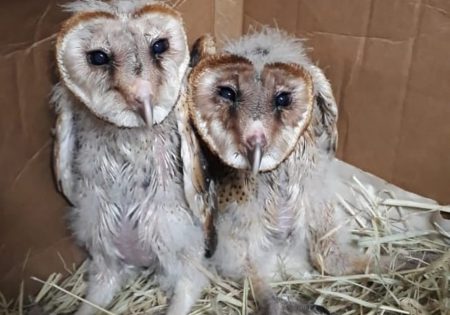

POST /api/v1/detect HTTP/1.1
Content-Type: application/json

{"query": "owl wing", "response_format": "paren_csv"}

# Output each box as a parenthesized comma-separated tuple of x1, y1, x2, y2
(52, 85, 76, 204)
(309, 65, 339, 154)
(176, 96, 217, 257)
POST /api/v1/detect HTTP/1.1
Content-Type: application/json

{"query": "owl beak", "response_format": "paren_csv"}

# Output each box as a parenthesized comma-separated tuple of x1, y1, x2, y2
(132, 79, 154, 126)
(245, 123, 267, 175)
(137, 98, 153, 126)
(248, 143, 263, 175)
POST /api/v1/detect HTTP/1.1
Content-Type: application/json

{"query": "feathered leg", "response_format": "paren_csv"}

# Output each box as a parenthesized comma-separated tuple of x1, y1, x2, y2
(165, 271, 208, 315)
(75, 257, 130, 315)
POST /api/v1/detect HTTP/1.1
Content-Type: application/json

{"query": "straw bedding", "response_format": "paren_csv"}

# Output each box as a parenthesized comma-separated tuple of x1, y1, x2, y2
(1, 178, 449, 315)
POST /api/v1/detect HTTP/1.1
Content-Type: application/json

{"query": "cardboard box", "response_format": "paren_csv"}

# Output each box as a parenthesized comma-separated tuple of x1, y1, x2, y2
(1, 0, 449, 298)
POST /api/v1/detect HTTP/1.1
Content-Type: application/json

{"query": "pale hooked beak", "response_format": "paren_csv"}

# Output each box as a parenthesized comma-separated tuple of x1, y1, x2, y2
(132, 79, 154, 126)
(137, 97, 153, 126)
(244, 122, 267, 175)
(247, 138, 266, 175)
(248, 143, 262, 175)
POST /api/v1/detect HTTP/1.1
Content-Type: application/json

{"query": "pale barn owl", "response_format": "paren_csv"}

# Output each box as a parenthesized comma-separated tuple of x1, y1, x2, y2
(187, 29, 445, 314)
(52, 1, 211, 314)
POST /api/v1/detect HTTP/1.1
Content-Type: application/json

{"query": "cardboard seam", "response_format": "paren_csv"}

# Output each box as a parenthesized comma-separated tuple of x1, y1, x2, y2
(306, 31, 412, 44)
(14, 57, 29, 141)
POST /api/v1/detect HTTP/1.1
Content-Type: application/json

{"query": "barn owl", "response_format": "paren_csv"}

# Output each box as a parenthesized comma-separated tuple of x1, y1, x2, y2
(52, 1, 211, 314)
(188, 29, 447, 314)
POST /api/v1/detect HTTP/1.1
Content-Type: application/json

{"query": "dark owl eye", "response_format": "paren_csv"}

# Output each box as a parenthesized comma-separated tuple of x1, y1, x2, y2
(152, 38, 169, 55)
(217, 86, 237, 103)
(274, 92, 292, 108)
(87, 50, 110, 66)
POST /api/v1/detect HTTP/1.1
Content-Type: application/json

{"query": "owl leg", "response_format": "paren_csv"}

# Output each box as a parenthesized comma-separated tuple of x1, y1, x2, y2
(165, 268, 208, 315)
(74, 257, 128, 315)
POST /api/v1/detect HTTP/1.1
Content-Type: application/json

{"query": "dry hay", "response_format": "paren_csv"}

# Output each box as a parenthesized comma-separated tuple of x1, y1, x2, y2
(1, 178, 449, 315)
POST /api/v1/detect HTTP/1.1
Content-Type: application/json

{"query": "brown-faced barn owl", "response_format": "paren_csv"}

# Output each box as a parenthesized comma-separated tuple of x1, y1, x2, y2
(187, 29, 448, 314)
(52, 1, 212, 314)
(187, 31, 333, 315)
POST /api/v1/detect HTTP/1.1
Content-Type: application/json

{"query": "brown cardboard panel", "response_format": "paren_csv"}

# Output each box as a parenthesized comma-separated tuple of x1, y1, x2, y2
(0, 37, 84, 298)
(1, 239, 83, 300)
(392, 0, 450, 202)
(0, 0, 215, 299)
(339, 38, 416, 182)
(296, 0, 372, 36)
(0, 0, 213, 55)
(215, 0, 244, 45)
(368, 0, 423, 40)
(1, 0, 449, 301)
(1, 1, 85, 299)
(0, 0, 70, 56)
(294, 0, 424, 183)
(244, 0, 450, 203)
(244, 0, 299, 33)
(175, 0, 214, 45)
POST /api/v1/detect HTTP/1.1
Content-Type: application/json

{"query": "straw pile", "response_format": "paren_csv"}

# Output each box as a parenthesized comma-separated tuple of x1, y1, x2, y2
(1, 178, 449, 315)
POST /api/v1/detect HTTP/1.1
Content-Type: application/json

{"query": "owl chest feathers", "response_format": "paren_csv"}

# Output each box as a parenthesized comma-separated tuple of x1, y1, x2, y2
(72, 106, 182, 200)
(69, 105, 186, 266)
(216, 139, 319, 252)
(217, 167, 299, 248)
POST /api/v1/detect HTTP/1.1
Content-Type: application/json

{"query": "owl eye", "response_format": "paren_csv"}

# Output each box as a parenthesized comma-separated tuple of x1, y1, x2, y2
(87, 50, 110, 66)
(274, 92, 292, 108)
(152, 38, 169, 55)
(217, 86, 237, 103)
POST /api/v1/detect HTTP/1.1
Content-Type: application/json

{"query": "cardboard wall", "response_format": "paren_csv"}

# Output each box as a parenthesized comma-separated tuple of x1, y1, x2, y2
(1, 0, 449, 299)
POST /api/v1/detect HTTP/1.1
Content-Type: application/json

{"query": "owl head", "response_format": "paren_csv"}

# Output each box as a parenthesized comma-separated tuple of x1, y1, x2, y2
(56, 0, 189, 127)
(188, 29, 338, 175)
